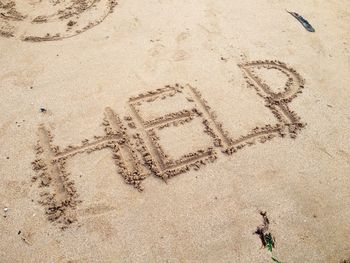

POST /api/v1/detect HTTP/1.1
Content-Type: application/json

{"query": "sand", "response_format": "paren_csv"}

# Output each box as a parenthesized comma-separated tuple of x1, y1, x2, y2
(1, 0, 350, 262)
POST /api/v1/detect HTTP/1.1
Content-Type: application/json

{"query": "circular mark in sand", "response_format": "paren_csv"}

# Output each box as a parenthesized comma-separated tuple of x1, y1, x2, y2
(0, 0, 117, 41)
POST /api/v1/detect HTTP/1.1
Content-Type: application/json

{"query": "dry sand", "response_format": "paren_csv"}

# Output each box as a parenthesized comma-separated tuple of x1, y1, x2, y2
(1, 0, 350, 262)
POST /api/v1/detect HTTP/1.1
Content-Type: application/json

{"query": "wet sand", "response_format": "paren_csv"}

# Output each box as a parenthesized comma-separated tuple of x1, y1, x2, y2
(1, 0, 350, 262)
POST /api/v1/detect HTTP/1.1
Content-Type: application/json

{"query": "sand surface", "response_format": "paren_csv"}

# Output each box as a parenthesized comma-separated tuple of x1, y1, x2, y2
(1, 0, 350, 262)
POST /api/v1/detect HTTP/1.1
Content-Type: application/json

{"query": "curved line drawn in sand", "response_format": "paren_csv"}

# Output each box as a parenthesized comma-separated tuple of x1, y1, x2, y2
(31, 60, 306, 227)
(0, 0, 117, 41)
(226, 60, 306, 153)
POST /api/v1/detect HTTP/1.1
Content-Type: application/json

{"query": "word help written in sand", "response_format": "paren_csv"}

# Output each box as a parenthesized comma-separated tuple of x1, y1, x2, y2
(32, 60, 306, 227)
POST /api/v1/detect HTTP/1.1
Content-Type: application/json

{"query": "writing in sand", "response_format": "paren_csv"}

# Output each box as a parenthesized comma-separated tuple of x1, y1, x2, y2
(32, 60, 306, 227)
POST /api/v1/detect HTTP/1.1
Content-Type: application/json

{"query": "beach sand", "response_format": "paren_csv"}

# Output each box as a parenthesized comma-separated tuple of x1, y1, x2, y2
(0, 0, 350, 262)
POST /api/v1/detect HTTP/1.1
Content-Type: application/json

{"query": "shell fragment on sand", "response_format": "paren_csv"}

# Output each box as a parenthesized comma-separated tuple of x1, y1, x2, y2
(286, 10, 315, 32)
